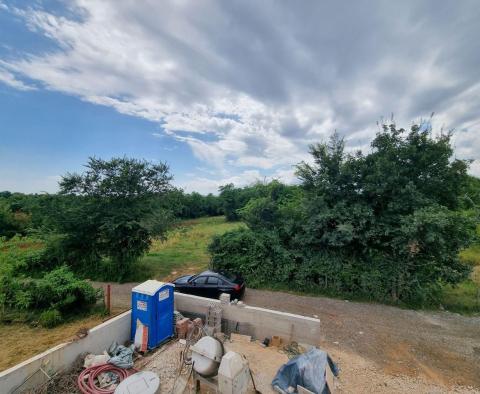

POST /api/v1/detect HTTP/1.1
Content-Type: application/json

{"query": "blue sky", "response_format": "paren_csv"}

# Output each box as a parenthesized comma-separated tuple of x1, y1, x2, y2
(1, 1, 480, 194)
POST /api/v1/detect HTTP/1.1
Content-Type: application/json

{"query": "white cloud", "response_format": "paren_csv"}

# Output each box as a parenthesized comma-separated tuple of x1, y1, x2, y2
(0, 68, 36, 91)
(1, 0, 480, 185)
(179, 169, 264, 195)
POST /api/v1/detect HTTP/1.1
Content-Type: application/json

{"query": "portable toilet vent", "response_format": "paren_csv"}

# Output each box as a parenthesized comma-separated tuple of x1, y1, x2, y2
(131, 280, 174, 349)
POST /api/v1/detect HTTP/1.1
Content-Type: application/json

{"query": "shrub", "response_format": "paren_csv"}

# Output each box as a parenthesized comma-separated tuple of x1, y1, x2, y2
(0, 264, 100, 325)
(39, 309, 63, 328)
(209, 228, 296, 286)
(33, 266, 99, 313)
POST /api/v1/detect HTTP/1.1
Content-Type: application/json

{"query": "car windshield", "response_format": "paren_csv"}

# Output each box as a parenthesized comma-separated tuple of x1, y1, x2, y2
(219, 271, 237, 282)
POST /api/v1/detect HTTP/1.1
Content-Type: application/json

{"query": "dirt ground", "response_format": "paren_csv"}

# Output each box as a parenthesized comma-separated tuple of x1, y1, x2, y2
(244, 289, 480, 393)
(94, 282, 480, 393)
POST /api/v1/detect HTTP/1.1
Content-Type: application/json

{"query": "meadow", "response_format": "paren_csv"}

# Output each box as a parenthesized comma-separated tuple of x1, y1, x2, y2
(127, 216, 245, 282)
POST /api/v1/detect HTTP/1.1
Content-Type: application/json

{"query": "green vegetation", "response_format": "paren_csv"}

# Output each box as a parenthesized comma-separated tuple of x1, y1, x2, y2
(211, 124, 480, 310)
(0, 158, 226, 327)
(0, 237, 101, 327)
(127, 216, 244, 282)
(2, 123, 480, 319)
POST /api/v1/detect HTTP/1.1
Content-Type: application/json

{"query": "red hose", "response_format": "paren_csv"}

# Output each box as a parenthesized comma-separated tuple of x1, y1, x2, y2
(77, 364, 134, 394)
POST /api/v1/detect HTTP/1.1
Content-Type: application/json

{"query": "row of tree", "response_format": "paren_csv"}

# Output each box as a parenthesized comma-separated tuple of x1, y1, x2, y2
(210, 124, 480, 305)
(0, 187, 224, 240)
(0, 159, 227, 280)
(2, 122, 480, 309)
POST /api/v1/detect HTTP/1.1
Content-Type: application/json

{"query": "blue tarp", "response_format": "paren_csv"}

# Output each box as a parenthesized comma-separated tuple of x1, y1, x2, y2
(272, 348, 339, 394)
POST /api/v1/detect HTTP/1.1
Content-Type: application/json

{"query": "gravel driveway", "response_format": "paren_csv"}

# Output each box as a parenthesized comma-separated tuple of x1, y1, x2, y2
(95, 282, 480, 393)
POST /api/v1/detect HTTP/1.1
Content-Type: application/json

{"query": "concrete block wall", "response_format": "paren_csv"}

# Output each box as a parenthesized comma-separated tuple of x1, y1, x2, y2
(0, 293, 320, 393)
(174, 293, 321, 345)
(0, 310, 131, 394)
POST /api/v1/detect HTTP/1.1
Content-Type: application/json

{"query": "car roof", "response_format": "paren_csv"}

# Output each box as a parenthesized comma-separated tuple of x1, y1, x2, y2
(198, 270, 220, 277)
(197, 270, 241, 283)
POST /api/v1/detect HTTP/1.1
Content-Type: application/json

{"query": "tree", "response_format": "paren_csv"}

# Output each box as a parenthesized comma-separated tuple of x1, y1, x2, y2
(211, 123, 477, 305)
(296, 124, 475, 302)
(56, 157, 173, 280)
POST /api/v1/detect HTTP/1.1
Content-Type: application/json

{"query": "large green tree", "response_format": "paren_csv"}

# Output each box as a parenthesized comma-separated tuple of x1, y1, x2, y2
(295, 125, 475, 302)
(211, 124, 477, 305)
(55, 157, 173, 280)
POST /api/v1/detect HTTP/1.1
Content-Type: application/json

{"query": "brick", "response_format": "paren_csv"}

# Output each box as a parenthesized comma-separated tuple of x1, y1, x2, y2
(176, 318, 190, 339)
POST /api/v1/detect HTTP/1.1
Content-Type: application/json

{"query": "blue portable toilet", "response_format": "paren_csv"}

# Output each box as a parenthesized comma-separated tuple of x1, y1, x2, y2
(131, 280, 174, 349)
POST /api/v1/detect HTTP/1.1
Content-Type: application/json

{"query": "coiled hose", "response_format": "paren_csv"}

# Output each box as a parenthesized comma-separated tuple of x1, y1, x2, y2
(77, 364, 133, 394)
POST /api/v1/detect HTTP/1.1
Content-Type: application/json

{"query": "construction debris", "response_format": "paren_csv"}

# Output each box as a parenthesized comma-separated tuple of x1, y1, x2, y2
(176, 318, 191, 339)
(230, 333, 252, 343)
(83, 353, 110, 368)
(271, 336, 283, 348)
(27, 355, 85, 394)
(272, 348, 339, 394)
(108, 342, 135, 369)
(220, 292, 231, 303)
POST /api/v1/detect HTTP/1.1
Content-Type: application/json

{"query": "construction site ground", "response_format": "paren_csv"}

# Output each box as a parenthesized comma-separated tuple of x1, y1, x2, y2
(95, 282, 480, 394)
(136, 337, 288, 394)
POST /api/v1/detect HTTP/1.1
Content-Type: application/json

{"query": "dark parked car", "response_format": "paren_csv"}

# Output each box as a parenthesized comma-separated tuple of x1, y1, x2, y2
(172, 270, 245, 300)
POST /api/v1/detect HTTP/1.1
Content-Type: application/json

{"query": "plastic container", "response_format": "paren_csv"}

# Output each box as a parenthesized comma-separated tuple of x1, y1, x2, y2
(114, 371, 160, 394)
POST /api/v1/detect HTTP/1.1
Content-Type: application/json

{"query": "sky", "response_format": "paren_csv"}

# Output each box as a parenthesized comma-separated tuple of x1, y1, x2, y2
(0, 1, 480, 195)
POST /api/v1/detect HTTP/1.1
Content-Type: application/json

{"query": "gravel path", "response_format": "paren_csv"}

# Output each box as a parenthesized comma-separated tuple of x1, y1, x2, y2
(95, 282, 480, 392)
(243, 289, 480, 392)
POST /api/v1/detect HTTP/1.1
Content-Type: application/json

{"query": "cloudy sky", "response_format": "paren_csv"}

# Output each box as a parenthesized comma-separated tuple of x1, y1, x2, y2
(1, 0, 479, 194)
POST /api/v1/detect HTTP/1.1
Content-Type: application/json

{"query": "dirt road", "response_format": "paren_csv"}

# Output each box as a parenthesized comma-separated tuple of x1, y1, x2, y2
(244, 289, 480, 393)
(97, 282, 480, 393)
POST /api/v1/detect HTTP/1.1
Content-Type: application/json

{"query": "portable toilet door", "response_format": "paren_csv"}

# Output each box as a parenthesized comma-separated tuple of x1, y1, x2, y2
(156, 282, 175, 343)
(131, 280, 164, 349)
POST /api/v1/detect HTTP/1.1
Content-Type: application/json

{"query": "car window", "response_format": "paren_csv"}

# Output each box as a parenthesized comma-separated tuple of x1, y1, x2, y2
(207, 276, 219, 285)
(194, 276, 207, 285)
(219, 271, 237, 282)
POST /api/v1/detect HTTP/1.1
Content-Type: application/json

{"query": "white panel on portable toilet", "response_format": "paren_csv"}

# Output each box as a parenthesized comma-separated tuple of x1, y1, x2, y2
(218, 351, 250, 394)
(132, 280, 164, 296)
(114, 371, 160, 394)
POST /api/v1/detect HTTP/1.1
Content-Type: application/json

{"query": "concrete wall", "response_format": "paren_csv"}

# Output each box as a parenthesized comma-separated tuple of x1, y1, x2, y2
(175, 293, 321, 345)
(0, 310, 131, 394)
(0, 293, 320, 393)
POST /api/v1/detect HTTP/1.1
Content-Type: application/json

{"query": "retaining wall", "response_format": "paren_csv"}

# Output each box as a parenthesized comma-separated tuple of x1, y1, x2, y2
(175, 293, 321, 345)
(0, 293, 320, 393)
(0, 311, 131, 394)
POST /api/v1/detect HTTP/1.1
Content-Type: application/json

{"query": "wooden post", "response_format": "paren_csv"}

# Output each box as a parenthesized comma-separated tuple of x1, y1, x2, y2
(106, 284, 111, 315)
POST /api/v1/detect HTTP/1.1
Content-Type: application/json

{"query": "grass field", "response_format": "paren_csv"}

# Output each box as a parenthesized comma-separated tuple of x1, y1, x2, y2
(125, 216, 245, 282)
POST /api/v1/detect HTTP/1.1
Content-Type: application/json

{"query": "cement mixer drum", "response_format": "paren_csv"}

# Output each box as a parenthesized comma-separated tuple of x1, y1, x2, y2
(190, 336, 223, 376)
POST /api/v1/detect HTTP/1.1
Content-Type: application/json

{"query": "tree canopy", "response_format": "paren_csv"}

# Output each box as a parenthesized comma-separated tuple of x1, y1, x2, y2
(55, 157, 174, 280)
(210, 124, 477, 305)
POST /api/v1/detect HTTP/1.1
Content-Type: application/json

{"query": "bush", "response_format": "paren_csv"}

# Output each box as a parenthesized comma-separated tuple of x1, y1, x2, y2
(39, 309, 63, 328)
(209, 228, 296, 286)
(0, 264, 100, 325)
(33, 266, 99, 313)
(210, 124, 478, 306)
